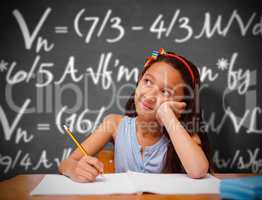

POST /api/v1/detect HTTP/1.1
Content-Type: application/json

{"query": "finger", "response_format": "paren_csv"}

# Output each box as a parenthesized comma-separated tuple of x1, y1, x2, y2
(84, 156, 104, 173)
(79, 156, 101, 174)
(77, 168, 96, 181)
(75, 175, 89, 183)
(79, 161, 100, 177)
(177, 101, 187, 108)
(87, 156, 104, 173)
(170, 106, 185, 119)
(171, 101, 186, 111)
(78, 174, 95, 182)
(178, 107, 186, 114)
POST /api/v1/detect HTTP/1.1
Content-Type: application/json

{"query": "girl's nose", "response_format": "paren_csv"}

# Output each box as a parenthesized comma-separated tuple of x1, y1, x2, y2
(145, 88, 158, 101)
(144, 97, 156, 104)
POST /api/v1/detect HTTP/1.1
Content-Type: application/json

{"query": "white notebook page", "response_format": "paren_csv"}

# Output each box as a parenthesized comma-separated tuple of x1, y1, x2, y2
(127, 171, 221, 194)
(31, 173, 137, 195)
(31, 171, 221, 195)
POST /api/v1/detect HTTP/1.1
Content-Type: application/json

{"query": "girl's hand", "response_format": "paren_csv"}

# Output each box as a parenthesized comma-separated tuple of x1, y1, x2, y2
(70, 155, 104, 183)
(156, 101, 187, 126)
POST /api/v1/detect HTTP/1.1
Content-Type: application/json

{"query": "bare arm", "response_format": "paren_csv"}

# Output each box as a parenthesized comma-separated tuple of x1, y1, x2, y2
(58, 114, 120, 182)
(162, 113, 209, 179)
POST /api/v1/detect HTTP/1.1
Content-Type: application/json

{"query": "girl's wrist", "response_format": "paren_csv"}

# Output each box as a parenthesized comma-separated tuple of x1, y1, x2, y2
(161, 111, 181, 134)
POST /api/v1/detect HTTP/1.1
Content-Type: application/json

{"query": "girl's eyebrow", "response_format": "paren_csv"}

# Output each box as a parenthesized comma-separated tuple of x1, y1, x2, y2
(144, 73, 174, 90)
(144, 73, 155, 80)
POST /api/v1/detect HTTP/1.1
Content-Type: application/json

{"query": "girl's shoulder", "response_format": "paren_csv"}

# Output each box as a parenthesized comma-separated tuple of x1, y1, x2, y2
(103, 114, 125, 140)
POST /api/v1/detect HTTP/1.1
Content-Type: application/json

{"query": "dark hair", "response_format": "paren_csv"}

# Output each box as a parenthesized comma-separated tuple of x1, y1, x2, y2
(124, 51, 214, 173)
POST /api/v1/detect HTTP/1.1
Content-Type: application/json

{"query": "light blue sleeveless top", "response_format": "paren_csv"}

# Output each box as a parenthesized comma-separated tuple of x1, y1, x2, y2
(114, 115, 170, 173)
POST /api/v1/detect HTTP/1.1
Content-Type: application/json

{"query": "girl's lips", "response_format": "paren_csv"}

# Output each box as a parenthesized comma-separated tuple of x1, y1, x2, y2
(141, 101, 154, 110)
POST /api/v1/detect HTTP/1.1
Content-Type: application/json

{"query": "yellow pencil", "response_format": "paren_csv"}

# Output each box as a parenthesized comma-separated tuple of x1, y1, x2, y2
(63, 125, 104, 177)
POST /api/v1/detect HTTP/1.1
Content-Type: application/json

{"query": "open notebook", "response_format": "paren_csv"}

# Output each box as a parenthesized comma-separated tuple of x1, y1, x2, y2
(31, 170, 221, 195)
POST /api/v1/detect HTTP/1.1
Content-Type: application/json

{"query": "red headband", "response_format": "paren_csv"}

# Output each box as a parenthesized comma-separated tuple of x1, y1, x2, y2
(144, 48, 195, 86)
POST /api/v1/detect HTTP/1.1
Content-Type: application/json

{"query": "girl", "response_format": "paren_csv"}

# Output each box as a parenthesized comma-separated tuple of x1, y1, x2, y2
(58, 48, 213, 182)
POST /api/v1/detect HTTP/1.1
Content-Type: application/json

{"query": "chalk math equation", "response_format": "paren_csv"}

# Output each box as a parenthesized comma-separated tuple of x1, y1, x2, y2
(0, 6, 261, 176)
(14, 7, 262, 45)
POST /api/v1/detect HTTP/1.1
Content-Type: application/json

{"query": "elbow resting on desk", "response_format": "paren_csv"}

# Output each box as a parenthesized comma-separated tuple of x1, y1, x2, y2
(186, 163, 209, 179)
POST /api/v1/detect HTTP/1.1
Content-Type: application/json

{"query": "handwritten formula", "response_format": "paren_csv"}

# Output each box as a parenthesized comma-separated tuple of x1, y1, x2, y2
(0, 0, 261, 178)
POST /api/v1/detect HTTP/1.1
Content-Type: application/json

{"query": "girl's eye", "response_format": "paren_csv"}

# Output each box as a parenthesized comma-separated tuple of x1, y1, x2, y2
(162, 89, 172, 97)
(144, 79, 152, 86)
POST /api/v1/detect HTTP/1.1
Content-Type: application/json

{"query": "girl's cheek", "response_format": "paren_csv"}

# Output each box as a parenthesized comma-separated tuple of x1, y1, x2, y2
(134, 89, 144, 102)
(135, 87, 142, 97)
(137, 86, 148, 96)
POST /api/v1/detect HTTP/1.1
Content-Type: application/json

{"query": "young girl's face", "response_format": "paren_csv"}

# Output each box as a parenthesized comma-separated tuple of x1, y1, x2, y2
(135, 61, 186, 120)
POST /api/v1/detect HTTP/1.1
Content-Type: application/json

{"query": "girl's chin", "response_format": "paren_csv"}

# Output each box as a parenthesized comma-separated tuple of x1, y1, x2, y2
(137, 113, 162, 126)
(137, 110, 157, 120)
(137, 107, 155, 115)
